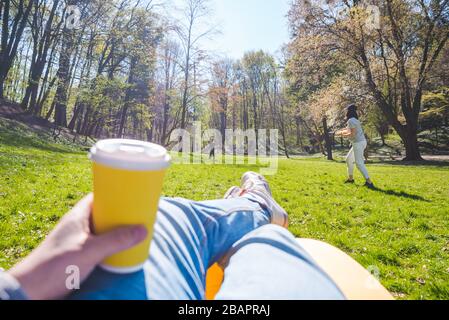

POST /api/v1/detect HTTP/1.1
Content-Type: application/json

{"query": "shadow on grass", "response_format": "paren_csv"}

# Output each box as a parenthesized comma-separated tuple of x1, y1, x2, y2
(379, 160, 449, 168)
(370, 186, 430, 202)
(332, 158, 449, 168)
(0, 130, 84, 154)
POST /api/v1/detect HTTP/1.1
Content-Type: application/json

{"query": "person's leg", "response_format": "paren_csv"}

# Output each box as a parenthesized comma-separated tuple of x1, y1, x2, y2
(353, 141, 371, 181)
(215, 225, 345, 300)
(69, 195, 272, 300)
(345, 147, 355, 180)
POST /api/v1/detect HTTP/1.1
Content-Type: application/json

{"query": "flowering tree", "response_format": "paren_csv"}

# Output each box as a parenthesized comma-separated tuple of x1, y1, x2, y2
(288, 0, 449, 160)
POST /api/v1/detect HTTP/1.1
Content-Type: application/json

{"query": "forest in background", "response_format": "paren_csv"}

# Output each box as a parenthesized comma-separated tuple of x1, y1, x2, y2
(0, 0, 448, 160)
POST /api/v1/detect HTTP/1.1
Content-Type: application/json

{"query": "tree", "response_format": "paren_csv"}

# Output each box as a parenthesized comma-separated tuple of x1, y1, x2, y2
(0, 0, 34, 98)
(209, 58, 233, 145)
(53, 0, 87, 126)
(299, 78, 348, 159)
(288, 0, 449, 160)
(117, 8, 162, 138)
(158, 40, 181, 145)
(242, 51, 265, 147)
(22, 0, 63, 114)
(367, 103, 390, 146)
(175, 0, 214, 130)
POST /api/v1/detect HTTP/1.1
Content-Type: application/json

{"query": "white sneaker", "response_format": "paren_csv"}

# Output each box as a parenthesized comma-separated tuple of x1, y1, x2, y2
(241, 172, 289, 228)
(241, 172, 273, 195)
(224, 186, 242, 199)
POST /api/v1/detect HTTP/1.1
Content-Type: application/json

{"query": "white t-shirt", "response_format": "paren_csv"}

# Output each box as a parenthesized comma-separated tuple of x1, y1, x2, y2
(347, 118, 366, 143)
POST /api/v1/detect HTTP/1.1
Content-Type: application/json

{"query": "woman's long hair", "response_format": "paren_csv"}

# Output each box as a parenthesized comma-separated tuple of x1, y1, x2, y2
(346, 104, 359, 121)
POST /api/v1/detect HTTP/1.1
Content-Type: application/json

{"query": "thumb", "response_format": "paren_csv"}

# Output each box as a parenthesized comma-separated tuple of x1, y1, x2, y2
(92, 225, 148, 260)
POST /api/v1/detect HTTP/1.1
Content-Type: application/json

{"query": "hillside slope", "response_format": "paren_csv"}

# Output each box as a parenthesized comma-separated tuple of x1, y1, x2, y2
(0, 100, 93, 151)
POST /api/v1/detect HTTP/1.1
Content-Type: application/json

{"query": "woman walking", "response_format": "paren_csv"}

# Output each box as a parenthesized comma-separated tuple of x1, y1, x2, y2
(337, 105, 375, 189)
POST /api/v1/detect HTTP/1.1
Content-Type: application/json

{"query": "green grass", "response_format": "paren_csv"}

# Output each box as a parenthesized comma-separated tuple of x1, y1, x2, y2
(1, 117, 449, 300)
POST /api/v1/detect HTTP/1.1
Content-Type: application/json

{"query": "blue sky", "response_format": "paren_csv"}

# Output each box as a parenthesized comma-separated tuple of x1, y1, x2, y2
(169, 0, 291, 59)
(208, 0, 291, 58)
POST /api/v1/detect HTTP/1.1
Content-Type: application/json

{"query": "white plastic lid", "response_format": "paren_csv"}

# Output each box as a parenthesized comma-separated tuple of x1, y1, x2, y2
(89, 139, 171, 171)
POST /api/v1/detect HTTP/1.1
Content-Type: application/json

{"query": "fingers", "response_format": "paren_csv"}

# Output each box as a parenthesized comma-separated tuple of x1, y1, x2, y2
(91, 225, 148, 260)
(70, 193, 94, 220)
(69, 195, 148, 261)
(54, 194, 93, 231)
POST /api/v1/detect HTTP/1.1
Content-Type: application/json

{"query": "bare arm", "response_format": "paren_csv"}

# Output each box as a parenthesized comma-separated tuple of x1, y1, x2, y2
(336, 128, 357, 139)
(6, 195, 147, 300)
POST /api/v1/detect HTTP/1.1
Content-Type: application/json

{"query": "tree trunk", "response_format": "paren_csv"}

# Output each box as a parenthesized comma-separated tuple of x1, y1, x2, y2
(23, 0, 61, 113)
(54, 103, 68, 127)
(81, 107, 91, 135)
(435, 126, 439, 150)
(161, 68, 170, 145)
(219, 108, 227, 146)
(45, 100, 56, 120)
(252, 90, 258, 148)
(380, 134, 386, 147)
(322, 117, 333, 161)
(161, 99, 169, 145)
(243, 93, 248, 131)
(68, 103, 83, 131)
(401, 127, 423, 161)
(117, 105, 129, 138)
(37, 76, 57, 113)
(280, 127, 289, 159)
(296, 117, 302, 146)
(0, 0, 34, 99)
(53, 32, 75, 127)
(75, 106, 84, 134)
(22, 64, 43, 114)
(117, 58, 137, 138)
(0, 72, 6, 99)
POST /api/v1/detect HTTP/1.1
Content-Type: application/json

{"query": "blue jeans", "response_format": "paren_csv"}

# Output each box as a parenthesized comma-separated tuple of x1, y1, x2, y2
(69, 196, 344, 300)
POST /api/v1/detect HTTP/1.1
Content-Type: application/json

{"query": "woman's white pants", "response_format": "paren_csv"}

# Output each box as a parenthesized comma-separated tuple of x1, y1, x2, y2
(346, 140, 370, 180)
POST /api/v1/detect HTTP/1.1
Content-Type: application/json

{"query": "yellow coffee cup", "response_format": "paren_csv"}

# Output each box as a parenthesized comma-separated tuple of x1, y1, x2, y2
(89, 139, 171, 273)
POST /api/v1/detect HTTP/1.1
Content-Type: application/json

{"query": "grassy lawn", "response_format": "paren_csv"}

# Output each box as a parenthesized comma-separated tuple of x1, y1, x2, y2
(1, 118, 448, 300)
